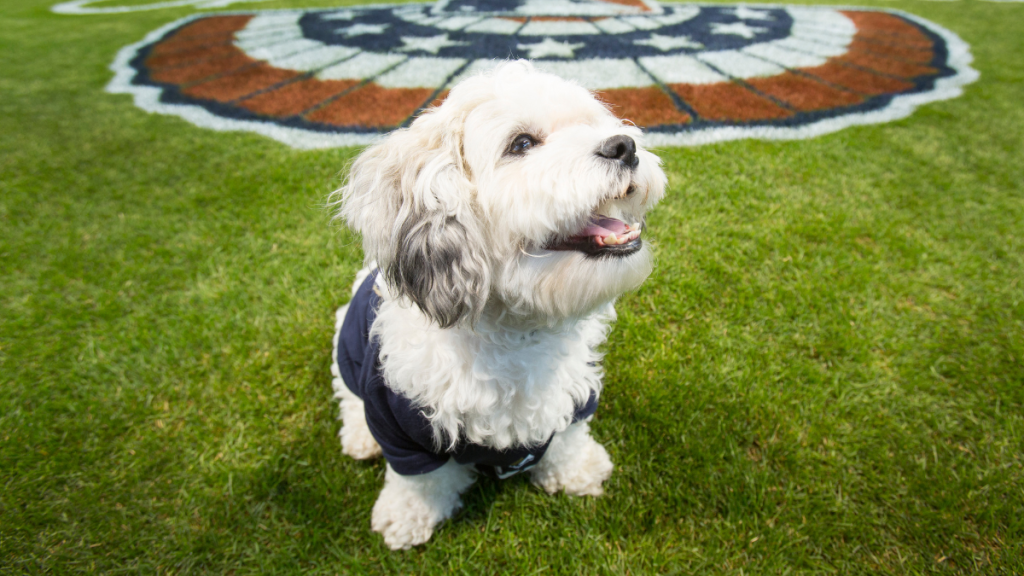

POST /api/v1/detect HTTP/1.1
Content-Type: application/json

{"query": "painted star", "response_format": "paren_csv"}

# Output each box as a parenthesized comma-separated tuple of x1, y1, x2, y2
(725, 6, 773, 21)
(710, 22, 767, 39)
(633, 33, 703, 51)
(517, 37, 586, 59)
(321, 10, 357, 21)
(335, 23, 390, 37)
(398, 34, 469, 54)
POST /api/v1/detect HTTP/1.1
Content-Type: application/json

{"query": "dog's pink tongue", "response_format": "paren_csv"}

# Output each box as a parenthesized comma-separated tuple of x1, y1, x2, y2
(580, 216, 629, 238)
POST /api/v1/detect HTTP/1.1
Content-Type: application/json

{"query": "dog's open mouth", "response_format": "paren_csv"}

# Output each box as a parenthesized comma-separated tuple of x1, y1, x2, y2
(544, 215, 643, 257)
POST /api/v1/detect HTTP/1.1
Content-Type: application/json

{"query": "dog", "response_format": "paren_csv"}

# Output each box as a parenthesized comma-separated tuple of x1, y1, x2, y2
(329, 60, 666, 550)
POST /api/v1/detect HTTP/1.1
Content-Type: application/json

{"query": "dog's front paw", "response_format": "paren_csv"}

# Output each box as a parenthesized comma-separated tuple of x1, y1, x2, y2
(370, 461, 475, 550)
(531, 421, 613, 496)
(371, 492, 442, 550)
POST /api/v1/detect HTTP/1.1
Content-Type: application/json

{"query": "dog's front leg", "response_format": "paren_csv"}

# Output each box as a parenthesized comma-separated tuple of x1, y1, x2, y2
(530, 420, 613, 496)
(371, 460, 476, 550)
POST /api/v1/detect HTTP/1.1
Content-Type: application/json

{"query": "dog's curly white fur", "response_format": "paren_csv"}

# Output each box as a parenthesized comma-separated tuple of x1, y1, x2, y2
(329, 61, 665, 550)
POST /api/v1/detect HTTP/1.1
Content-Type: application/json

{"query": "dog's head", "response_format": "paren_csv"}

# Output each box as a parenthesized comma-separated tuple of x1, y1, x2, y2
(338, 60, 666, 327)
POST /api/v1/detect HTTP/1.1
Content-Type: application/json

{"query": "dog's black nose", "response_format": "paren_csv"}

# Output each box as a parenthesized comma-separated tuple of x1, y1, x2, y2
(596, 135, 638, 169)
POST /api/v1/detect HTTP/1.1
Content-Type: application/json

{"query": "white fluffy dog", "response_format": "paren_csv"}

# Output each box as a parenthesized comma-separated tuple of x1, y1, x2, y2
(329, 60, 666, 550)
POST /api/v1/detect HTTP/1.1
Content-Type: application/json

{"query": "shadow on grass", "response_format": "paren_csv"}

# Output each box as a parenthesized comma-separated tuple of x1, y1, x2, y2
(207, 415, 537, 568)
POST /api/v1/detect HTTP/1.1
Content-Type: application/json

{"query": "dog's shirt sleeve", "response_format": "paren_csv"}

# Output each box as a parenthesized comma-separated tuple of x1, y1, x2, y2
(335, 271, 449, 475)
(359, 350, 451, 475)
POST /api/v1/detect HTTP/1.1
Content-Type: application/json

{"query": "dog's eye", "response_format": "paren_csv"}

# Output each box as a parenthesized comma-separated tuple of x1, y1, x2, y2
(508, 134, 537, 155)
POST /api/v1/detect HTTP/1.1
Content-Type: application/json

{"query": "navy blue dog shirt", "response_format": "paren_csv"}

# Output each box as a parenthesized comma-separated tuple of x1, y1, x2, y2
(335, 270, 598, 478)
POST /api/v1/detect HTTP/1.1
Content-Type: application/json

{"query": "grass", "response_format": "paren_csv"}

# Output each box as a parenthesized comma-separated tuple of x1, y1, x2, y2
(1, 0, 1023, 573)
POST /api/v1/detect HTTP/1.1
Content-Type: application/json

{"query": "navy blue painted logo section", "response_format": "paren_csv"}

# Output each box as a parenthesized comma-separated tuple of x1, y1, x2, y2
(298, 6, 794, 60)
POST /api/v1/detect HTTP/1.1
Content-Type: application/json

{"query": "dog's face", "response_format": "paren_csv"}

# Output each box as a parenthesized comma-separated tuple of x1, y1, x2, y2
(339, 61, 666, 326)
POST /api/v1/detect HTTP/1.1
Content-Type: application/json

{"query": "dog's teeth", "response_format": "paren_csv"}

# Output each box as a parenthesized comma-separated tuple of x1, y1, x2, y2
(606, 233, 618, 245)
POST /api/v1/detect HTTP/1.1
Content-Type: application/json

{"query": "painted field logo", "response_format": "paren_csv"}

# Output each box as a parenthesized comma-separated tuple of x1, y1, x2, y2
(109, 0, 978, 148)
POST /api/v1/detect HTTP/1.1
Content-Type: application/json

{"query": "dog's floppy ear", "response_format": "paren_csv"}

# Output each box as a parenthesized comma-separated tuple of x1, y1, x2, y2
(336, 107, 490, 328)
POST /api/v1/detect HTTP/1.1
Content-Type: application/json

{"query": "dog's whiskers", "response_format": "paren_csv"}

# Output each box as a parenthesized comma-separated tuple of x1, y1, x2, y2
(518, 241, 551, 258)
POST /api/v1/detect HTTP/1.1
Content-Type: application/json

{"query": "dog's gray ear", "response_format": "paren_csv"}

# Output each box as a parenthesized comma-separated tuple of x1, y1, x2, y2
(336, 111, 490, 328)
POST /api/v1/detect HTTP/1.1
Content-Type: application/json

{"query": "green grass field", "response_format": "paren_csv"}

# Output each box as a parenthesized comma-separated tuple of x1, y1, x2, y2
(2, 0, 1023, 573)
